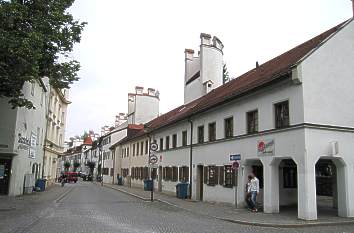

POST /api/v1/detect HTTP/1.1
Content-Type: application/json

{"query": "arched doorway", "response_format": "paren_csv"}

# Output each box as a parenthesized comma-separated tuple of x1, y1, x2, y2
(315, 158, 340, 217)
(278, 159, 298, 213)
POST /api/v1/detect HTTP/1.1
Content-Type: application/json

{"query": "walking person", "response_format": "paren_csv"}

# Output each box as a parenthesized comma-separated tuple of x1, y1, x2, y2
(249, 173, 259, 212)
(245, 175, 253, 210)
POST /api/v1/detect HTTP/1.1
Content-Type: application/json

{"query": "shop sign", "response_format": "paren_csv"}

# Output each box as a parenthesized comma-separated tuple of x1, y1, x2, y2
(257, 139, 275, 156)
(230, 154, 241, 161)
(18, 133, 31, 150)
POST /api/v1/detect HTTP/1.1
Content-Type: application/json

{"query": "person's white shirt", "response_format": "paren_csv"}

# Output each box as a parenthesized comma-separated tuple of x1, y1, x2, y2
(250, 177, 259, 193)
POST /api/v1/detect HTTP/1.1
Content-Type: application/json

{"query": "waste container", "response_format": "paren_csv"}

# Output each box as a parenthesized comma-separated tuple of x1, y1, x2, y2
(176, 183, 188, 199)
(117, 176, 123, 185)
(144, 179, 153, 191)
(35, 179, 46, 192)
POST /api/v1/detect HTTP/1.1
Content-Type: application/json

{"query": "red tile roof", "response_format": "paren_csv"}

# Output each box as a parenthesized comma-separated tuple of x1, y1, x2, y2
(145, 20, 349, 132)
(83, 136, 93, 145)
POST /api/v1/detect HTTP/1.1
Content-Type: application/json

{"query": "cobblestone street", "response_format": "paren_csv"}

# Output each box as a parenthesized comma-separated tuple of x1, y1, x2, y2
(0, 181, 353, 233)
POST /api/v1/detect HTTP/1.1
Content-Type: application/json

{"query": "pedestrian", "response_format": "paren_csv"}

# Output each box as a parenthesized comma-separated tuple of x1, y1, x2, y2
(249, 173, 260, 212)
(245, 175, 252, 210)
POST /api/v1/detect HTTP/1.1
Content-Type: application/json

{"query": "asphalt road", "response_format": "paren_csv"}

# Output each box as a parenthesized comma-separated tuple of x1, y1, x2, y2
(1, 182, 354, 233)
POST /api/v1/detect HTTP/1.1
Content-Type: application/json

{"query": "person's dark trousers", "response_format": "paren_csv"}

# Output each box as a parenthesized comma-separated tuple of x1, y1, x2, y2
(250, 191, 258, 210)
(245, 193, 253, 209)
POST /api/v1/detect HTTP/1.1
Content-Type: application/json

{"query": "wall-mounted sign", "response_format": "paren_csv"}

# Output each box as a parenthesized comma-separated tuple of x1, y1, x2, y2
(230, 154, 241, 161)
(257, 139, 275, 156)
(29, 133, 37, 159)
(18, 133, 31, 151)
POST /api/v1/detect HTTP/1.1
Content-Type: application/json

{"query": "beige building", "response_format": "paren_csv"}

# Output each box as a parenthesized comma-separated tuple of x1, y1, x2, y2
(43, 88, 70, 184)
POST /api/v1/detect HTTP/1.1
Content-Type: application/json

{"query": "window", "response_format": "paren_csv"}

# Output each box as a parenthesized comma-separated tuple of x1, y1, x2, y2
(224, 117, 233, 138)
(224, 165, 235, 188)
(160, 138, 164, 151)
(197, 125, 204, 143)
(40, 92, 44, 106)
(247, 110, 258, 134)
(164, 167, 172, 181)
(172, 134, 177, 148)
(207, 166, 217, 186)
(36, 127, 40, 145)
(208, 122, 216, 142)
(127, 147, 129, 157)
(110, 168, 114, 177)
(140, 141, 144, 155)
(132, 144, 135, 156)
(145, 140, 148, 154)
(31, 81, 35, 96)
(182, 131, 187, 146)
(165, 136, 170, 150)
(103, 168, 109, 175)
(275, 101, 289, 128)
(172, 166, 178, 182)
(136, 143, 139, 155)
(179, 166, 189, 182)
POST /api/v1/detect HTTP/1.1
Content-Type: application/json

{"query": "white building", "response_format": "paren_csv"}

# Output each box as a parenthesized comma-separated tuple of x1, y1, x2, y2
(99, 87, 159, 184)
(43, 88, 70, 184)
(0, 78, 49, 196)
(114, 20, 354, 221)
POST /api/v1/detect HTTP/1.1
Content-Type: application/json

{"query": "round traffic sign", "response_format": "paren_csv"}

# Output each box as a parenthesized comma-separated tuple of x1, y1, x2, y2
(150, 142, 158, 151)
(149, 155, 158, 164)
(232, 161, 240, 170)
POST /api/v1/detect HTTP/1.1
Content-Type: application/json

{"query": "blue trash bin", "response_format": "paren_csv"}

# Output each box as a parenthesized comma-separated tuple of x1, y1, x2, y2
(176, 183, 188, 199)
(35, 179, 46, 191)
(144, 180, 153, 191)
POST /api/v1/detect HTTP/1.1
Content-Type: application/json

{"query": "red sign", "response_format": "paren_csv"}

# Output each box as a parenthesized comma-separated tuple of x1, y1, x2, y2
(258, 141, 265, 152)
(232, 161, 240, 170)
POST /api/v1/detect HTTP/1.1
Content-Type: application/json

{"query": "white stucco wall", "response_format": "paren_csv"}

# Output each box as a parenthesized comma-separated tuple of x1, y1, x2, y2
(301, 20, 354, 127)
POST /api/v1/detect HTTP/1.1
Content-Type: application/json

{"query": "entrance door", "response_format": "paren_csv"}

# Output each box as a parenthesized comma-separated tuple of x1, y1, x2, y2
(197, 165, 204, 201)
(0, 159, 11, 195)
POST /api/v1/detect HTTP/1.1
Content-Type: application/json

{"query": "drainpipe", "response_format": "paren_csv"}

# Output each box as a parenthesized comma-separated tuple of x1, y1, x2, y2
(188, 118, 193, 198)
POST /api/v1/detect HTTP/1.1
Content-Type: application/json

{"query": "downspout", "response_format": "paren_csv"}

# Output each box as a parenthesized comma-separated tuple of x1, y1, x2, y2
(42, 86, 50, 179)
(188, 118, 193, 198)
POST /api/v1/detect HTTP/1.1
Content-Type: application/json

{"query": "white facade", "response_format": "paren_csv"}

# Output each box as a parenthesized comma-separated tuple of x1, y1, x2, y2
(113, 20, 354, 221)
(0, 78, 49, 196)
(127, 86, 159, 125)
(184, 33, 224, 104)
(43, 88, 70, 184)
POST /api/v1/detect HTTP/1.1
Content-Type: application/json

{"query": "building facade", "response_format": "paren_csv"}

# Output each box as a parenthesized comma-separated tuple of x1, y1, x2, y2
(43, 88, 70, 184)
(113, 21, 354, 221)
(0, 78, 49, 196)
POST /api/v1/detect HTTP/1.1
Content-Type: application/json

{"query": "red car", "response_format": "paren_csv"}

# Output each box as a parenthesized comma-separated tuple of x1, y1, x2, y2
(59, 172, 78, 183)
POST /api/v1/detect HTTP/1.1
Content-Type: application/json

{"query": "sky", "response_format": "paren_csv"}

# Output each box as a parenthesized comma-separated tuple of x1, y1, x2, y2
(65, 0, 353, 139)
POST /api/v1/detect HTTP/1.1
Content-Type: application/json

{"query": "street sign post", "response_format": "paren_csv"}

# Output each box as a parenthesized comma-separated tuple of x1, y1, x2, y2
(230, 154, 241, 161)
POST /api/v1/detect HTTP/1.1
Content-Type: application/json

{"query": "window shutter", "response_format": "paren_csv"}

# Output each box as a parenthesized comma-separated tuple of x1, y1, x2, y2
(219, 166, 224, 185)
(179, 167, 183, 181)
(163, 167, 166, 180)
(214, 166, 219, 185)
(203, 166, 208, 184)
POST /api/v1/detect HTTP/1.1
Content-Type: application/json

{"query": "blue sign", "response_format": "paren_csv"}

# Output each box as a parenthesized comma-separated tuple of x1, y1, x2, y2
(230, 154, 241, 161)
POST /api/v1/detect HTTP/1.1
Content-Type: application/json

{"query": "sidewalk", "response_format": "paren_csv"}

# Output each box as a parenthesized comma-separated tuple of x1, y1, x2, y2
(102, 183, 354, 228)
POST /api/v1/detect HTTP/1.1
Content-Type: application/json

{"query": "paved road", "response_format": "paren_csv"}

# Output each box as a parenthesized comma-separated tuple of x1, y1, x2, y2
(1, 182, 354, 233)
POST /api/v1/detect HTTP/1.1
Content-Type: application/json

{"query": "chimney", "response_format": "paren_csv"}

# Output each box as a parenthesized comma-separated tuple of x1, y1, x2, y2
(200, 33, 212, 46)
(135, 86, 144, 94)
(184, 49, 194, 61)
(147, 88, 155, 96)
(256, 61, 259, 68)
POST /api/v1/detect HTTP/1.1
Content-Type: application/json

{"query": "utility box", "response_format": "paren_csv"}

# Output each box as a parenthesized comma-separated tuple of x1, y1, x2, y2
(176, 183, 189, 199)
(143, 179, 153, 191)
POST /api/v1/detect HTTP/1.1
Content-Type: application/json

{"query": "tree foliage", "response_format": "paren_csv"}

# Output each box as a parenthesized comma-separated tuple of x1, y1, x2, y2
(0, 0, 86, 109)
(223, 63, 230, 84)
(64, 160, 71, 171)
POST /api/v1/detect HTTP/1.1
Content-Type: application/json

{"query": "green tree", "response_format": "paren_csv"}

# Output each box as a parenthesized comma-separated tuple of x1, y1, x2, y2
(0, 0, 86, 109)
(73, 161, 80, 172)
(64, 161, 71, 171)
(223, 63, 230, 84)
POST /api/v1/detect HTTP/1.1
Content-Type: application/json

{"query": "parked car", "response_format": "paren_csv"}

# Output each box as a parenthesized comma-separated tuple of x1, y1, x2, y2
(58, 172, 78, 183)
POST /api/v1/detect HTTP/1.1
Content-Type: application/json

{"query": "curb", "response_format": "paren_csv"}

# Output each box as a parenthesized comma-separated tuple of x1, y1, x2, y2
(101, 184, 354, 228)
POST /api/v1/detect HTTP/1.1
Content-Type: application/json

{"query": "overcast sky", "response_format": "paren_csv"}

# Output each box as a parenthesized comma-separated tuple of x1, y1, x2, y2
(65, 0, 353, 139)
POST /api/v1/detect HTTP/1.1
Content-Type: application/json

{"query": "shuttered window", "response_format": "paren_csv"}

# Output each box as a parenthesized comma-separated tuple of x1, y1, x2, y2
(172, 166, 178, 182)
(203, 166, 208, 184)
(179, 167, 183, 181)
(218, 166, 224, 185)
(207, 166, 216, 186)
